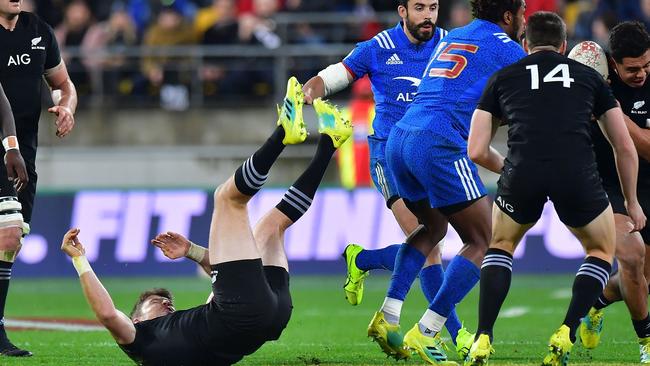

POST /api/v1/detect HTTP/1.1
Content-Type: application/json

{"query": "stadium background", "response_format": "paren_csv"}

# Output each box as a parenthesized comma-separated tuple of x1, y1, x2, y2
(3, 0, 650, 365)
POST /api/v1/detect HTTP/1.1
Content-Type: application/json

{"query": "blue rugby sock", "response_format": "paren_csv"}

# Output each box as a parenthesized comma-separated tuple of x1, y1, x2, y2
(427, 255, 480, 331)
(420, 264, 462, 342)
(355, 244, 401, 271)
(386, 244, 426, 301)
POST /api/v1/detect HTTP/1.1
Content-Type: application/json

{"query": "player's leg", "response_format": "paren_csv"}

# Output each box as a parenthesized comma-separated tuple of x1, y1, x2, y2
(0, 153, 34, 357)
(465, 205, 537, 366)
(254, 102, 351, 340)
(541, 207, 615, 366)
(580, 214, 648, 349)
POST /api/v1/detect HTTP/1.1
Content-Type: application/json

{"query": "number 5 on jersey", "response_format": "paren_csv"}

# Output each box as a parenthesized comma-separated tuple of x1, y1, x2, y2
(427, 42, 479, 79)
(526, 64, 575, 89)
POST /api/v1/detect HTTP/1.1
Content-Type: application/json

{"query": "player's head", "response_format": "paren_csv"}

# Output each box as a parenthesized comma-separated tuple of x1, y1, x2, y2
(397, 0, 439, 43)
(470, 0, 526, 42)
(130, 288, 176, 323)
(610, 21, 650, 88)
(0, 0, 22, 16)
(523, 11, 566, 54)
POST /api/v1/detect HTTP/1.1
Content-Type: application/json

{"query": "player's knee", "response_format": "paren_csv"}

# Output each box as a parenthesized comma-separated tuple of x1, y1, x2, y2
(0, 197, 24, 254)
(617, 244, 645, 271)
(214, 179, 247, 207)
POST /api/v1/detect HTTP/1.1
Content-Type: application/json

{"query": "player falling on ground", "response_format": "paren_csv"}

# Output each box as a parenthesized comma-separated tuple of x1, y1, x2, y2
(60, 78, 352, 366)
(465, 12, 645, 366)
(301, 0, 471, 358)
(372, 1, 526, 364)
(579, 21, 650, 363)
(0, 0, 77, 356)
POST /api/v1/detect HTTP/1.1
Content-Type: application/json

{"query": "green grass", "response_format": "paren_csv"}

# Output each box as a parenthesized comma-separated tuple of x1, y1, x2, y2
(0, 274, 643, 365)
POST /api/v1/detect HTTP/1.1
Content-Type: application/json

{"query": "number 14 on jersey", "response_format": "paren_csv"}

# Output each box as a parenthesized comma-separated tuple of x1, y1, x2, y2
(526, 64, 575, 90)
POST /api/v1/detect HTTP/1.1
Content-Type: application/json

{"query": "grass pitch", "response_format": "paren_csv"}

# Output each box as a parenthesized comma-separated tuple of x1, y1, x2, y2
(0, 274, 643, 365)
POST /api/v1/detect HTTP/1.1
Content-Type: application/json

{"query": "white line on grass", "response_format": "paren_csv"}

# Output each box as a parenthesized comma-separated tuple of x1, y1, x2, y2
(5, 319, 104, 332)
(500, 306, 529, 318)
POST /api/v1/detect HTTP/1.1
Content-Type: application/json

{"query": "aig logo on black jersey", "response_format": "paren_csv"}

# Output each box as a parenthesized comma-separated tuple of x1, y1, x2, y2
(496, 196, 515, 213)
(31, 37, 45, 50)
(7, 54, 30, 66)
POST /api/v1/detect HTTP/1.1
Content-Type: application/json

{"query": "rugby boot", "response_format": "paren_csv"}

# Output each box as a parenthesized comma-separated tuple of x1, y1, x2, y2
(313, 98, 352, 148)
(276, 76, 307, 145)
(341, 244, 368, 305)
(403, 323, 458, 365)
(464, 334, 494, 366)
(542, 325, 573, 366)
(578, 307, 604, 349)
(367, 311, 411, 360)
(456, 326, 476, 360)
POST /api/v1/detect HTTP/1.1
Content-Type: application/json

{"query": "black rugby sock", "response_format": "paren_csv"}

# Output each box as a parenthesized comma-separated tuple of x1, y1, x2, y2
(234, 126, 285, 196)
(593, 293, 613, 310)
(563, 257, 611, 343)
(0, 260, 11, 339)
(633, 314, 650, 339)
(276, 134, 335, 222)
(476, 248, 513, 340)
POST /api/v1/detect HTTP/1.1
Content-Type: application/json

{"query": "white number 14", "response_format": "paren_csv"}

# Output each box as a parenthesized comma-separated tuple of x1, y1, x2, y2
(526, 64, 574, 90)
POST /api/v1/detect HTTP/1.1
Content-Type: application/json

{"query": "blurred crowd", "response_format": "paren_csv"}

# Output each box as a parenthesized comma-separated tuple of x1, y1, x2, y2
(20, 0, 650, 107)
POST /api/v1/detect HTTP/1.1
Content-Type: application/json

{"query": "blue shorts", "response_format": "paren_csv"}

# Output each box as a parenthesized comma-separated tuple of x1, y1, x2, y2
(368, 135, 399, 207)
(386, 126, 487, 209)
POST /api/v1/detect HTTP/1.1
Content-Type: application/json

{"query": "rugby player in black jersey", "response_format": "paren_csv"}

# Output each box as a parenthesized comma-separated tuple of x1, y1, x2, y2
(60, 78, 352, 366)
(464, 12, 644, 366)
(0, 0, 77, 356)
(579, 21, 650, 363)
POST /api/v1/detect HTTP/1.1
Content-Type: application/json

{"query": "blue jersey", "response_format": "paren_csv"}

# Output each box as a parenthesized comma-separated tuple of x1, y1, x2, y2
(396, 19, 526, 140)
(343, 22, 446, 139)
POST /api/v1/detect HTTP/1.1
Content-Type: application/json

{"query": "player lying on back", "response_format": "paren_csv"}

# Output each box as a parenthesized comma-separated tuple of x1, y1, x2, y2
(60, 78, 352, 366)
(466, 11, 645, 366)
(578, 21, 650, 364)
(301, 0, 470, 359)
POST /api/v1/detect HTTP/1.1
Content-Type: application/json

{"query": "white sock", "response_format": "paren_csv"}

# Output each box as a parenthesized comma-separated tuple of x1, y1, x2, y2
(380, 297, 403, 325)
(418, 309, 447, 337)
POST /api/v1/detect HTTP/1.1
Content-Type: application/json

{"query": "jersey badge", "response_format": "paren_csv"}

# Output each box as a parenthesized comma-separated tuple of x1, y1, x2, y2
(31, 37, 45, 50)
(386, 53, 403, 65)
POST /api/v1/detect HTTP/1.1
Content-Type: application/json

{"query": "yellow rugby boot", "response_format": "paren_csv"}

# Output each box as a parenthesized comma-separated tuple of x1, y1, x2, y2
(456, 326, 476, 361)
(542, 325, 573, 366)
(403, 324, 458, 365)
(276, 76, 307, 145)
(578, 307, 604, 349)
(367, 311, 411, 360)
(639, 336, 650, 363)
(313, 98, 352, 148)
(464, 334, 494, 366)
(341, 244, 369, 305)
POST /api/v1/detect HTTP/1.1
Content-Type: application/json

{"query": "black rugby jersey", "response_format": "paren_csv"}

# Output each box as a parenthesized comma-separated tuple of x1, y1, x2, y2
(591, 68, 650, 190)
(478, 51, 617, 167)
(0, 11, 60, 144)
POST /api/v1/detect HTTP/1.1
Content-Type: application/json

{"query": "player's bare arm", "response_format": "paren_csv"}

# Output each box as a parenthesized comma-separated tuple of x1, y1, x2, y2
(151, 232, 211, 275)
(44, 61, 77, 138)
(598, 107, 647, 230)
(303, 63, 353, 104)
(0, 83, 26, 192)
(468, 109, 505, 174)
(61, 228, 136, 345)
(621, 112, 650, 162)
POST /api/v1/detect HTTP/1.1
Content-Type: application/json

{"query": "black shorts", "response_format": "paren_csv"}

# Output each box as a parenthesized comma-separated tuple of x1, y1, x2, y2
(496, 161, 609, 227)
(0, 152, 36, 223)
(604, 185, 650, 244)
(206, 259, 292, 358)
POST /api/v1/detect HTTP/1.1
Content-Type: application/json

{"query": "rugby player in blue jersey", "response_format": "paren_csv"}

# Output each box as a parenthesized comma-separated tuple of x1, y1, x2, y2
(302, 0, 471, 360)
(377, 1, 527, 364)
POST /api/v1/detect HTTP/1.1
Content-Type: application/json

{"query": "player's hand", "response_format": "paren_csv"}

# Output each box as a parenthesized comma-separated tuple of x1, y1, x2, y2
(303, 93, 315, 105)
(151, 232, 191, 260)
(60, 228, 85, 258)
(3, 150, 27, 192)
(48, 105, 74, 138)
(625, 200, 647, 232)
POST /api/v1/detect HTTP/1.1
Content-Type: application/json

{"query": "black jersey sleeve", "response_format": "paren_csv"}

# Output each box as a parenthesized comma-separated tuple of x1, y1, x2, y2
(593, 75, 618, 118)
(477, 72, 503, 119)
(42, 20, 61, 71)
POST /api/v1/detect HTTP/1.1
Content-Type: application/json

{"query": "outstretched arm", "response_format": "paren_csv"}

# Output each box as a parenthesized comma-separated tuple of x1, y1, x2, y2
(152, 232, 212, 275)
(61, 228, 136, 345)
(45, 61, 77, 138)
(0, 83, 27, 192)
(302, 63, 353, 104)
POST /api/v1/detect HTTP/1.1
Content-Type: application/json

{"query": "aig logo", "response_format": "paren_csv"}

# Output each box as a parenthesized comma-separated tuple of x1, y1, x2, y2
(496, 196, 514, 213)
(7, 54, 30, 66)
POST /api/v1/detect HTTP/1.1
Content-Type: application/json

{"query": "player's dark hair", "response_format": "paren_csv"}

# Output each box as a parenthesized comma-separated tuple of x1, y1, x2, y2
(130, 288, 173, 319)
(397, 0, 407, 7)
(610, 21, 650, 63)
(470, 0, 522, 23)
(525, 11, 566, 49)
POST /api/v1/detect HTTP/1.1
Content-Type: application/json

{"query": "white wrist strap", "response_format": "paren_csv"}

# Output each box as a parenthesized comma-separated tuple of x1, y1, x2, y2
(2, 136, 18, 151)
(72, 256, 92, 276)
(186, 242, 205, 262)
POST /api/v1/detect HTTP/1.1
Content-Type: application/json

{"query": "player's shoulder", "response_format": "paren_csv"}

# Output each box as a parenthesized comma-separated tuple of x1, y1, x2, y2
(18, 11, 53, 34)
(367, 27, 399, 50)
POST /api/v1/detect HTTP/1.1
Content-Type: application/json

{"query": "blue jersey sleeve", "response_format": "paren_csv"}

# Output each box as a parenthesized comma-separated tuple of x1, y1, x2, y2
(342, 41, 374, 80)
